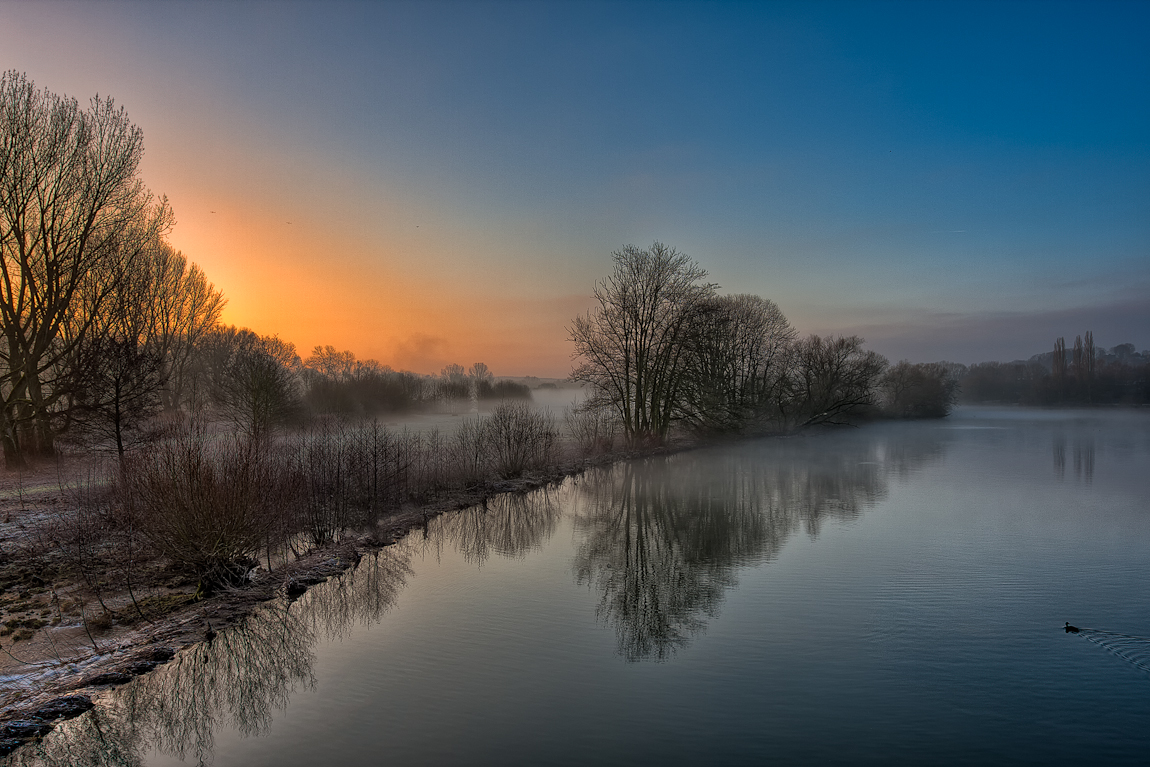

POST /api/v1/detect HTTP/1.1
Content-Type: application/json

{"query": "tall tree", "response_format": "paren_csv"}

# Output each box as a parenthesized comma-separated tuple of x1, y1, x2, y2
(205, 327, 301, 438)
(468, 362, 494, 399)
(569, 243, 715, 443)
(1083, 330, 1096, 402)
(0, 71, 168, 464)
(438, 363, 470, 412)
(679, 294, 796, 434)
(779, 335, 888, 430)
(1052, 336, 1067, 397)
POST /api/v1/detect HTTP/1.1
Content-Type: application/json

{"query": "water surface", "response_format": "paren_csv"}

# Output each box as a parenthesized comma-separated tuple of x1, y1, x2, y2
(16, 407, 1150, 766)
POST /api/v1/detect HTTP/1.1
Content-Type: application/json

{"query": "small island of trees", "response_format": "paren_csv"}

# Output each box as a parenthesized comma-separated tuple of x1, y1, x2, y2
(569, 242, 958, 445)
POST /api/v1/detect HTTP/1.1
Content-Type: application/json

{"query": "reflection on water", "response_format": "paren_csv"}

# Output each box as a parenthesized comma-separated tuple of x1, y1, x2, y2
(21, 409, 1149, 765)
(419, 491, 563, 566)
(1054, 434, 1095, 484)
(569, 430, 945, 660)
(10, 549, 411, 767)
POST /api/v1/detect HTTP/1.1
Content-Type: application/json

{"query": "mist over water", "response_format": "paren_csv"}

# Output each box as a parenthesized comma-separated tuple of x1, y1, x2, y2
(15, 407, 1150, 766)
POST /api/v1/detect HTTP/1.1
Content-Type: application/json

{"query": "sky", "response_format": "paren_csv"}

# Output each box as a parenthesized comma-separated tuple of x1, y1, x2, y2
(1, 0, 1147, 376)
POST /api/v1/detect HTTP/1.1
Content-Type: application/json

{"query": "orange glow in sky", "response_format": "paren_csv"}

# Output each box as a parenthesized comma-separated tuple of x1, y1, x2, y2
(3, 2, 1146, 370)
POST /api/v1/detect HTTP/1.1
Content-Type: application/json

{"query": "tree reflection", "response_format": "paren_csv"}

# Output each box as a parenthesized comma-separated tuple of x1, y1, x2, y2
(11, 547, 411, 767)
(572, 430, 944, 661)
(1052, 430, 1095, 484)
(299, 549, 414, 641)
(421, 491, 562, 566)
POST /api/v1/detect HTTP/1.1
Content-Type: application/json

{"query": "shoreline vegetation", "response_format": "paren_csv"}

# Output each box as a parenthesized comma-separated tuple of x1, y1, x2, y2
(0, 70, 1145, 757)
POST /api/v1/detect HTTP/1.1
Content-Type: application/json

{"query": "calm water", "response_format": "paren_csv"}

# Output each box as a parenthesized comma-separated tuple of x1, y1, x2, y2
(14, 407, 1150, 766)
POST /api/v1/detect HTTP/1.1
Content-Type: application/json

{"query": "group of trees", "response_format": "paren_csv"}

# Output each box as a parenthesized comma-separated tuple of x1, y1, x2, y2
(1, 72, 533, 466)
(960, 334, 1148, 405)
(0, 71, 228, 465)
(569, 243, 956, 444)
(434, 362, 530, 412)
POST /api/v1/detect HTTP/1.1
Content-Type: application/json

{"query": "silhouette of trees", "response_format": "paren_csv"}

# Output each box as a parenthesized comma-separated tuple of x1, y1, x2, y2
(777, 334, 888, 429)
(300, 347, 430, 416)
(1052, 336, 1068, 396)
(438, 363, 470, 412)
(0, 72, 227, 462)
(486, 379, 532, 400)
(0, 71, 175, 465)
(570, 242, 716, 443)
(1083, 330, 1096, 401)
(569, 244, 897, 441)
(201, 327, 301, 438)
(960, 332, 1147, 405)
(679, 293, 796, 433)
(880, 361, 960, 418)
(64, 239, 225, 455)
(70, 335, 166, 456)
(469, 362, 493, 398)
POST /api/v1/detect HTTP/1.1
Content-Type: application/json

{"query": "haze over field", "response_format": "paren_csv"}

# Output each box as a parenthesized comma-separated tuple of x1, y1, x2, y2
(1, 0, 1146, 376)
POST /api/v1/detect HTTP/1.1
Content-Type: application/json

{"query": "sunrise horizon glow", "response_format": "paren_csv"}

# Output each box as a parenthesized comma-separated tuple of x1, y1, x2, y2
(2, 0, 1146, 377)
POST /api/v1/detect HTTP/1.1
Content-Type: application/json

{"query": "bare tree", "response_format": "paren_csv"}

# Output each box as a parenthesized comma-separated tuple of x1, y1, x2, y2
(70, 334, 165, 456)
(142, 243, 226, 411)
(880, 361, 959, 419)
(1083, 330, 1096, 402)
(569, 243, 716, 444)
(0, 71, 170, 464)
(779, 335, 888, 430)
(64, 235, 224, 453)
(206, 327, 302, 438)
(1052, 336, 1067, 396)
(679, 293, 796, 434)
(438, 363, 469, 412)
(469, 362, 494, 399)
(1072, 334, 1085, 382)
(304, 344, 357, 382)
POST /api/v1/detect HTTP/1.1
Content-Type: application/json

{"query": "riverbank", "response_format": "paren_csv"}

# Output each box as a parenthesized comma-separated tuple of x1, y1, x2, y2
(0, 438, 680, 756)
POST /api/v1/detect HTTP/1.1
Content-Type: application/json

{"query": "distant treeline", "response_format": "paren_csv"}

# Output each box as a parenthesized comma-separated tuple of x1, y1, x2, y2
(957, 333, 1149, 405)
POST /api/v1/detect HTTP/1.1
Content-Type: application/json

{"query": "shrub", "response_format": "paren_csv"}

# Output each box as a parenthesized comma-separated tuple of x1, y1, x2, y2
(564, 401, 618, 458)
(448, 416, 491, 487)
(120, 425, 293, 591)
(881, 361, 959, 418)
(485, 380, 532, 400)
(485, 402, 557, 478)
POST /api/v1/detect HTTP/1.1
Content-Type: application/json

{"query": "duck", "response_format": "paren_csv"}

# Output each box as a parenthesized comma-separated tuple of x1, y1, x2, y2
(1065, 622, 1080, 633)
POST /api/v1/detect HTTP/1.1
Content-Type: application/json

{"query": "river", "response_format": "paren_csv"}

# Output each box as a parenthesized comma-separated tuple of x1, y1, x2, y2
(11, 406, 1150, 766)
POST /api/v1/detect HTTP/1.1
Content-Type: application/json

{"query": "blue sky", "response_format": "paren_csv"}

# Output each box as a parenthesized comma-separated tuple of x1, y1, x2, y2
(1, 0, 1146, 374)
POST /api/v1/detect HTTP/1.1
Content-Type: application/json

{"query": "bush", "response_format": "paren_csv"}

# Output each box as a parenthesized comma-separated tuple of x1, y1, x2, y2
(484, 380, 532, 400)
(120, 425, 293, 591)
(485, 402, 557, 478)
(881, 361, 959, 418)
(564, 401, 618, 457)
(448, 416, 492, 487)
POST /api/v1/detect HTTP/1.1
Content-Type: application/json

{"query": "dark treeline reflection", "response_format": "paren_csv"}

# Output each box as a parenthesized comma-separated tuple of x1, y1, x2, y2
(419, 491, 563, 566)
(11, 548, 411, 767)
(571, 430, 946, 661)
(1053, 433, 1095, 484)
(12, 428, 948, 763)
